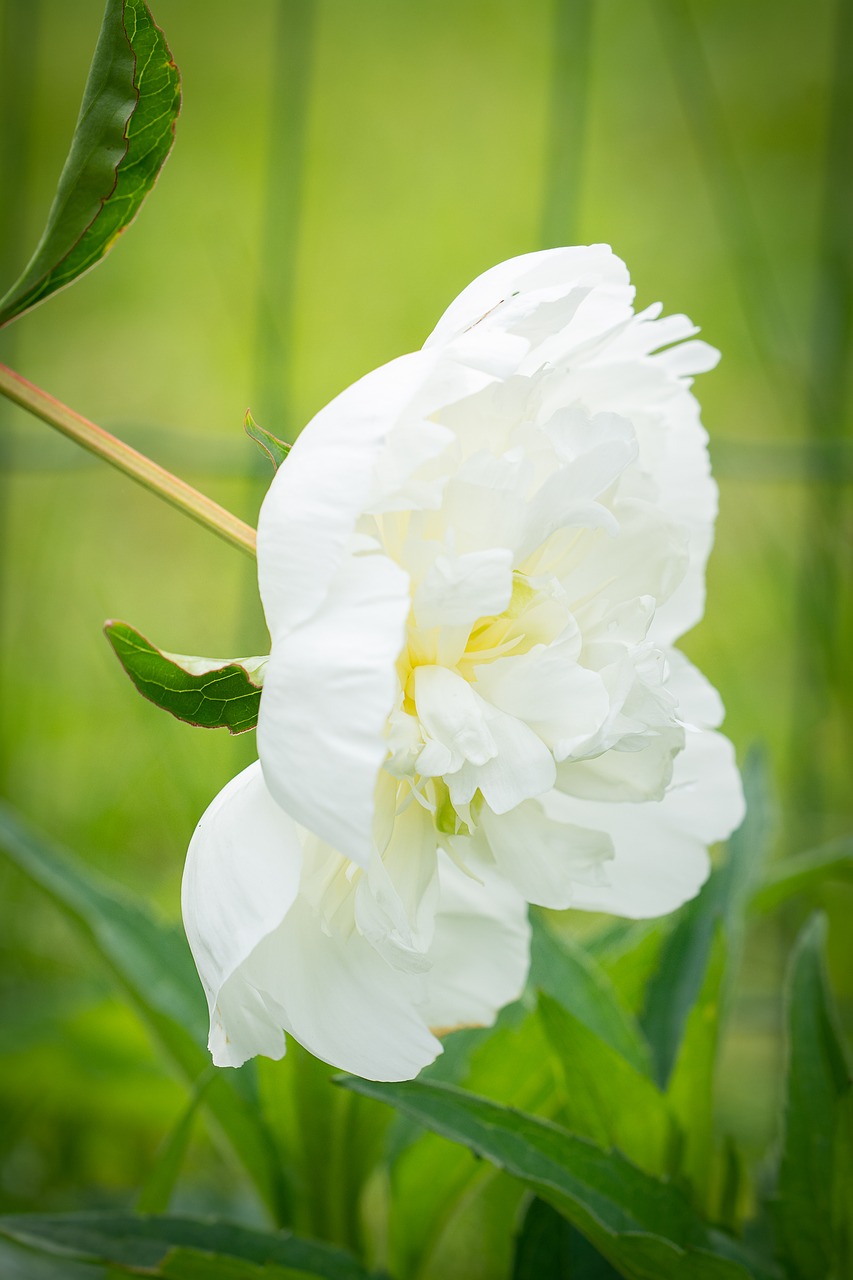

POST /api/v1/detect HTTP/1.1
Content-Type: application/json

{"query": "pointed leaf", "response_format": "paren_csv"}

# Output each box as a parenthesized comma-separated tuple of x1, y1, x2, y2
(665, 924, 727, 1203)
(385, 1006, 555, 1280)
(0, 0, 180, 328)
(245, 410, 291, 470)
(749, 836, 853, 916)
(0, 1215, 372, 1280)
(641, 750, 773, 1087)
(105, 621, 266, 734)
(530, 916, 651, 1075)
(512, 1197, 573, 1279)
(773, 913, 852, 1280)
(538, 993, 678, 1178)
(136, 1071, 214, 1214)
(341, 1078, 780, 1280)
(0, 803, 290, 1224)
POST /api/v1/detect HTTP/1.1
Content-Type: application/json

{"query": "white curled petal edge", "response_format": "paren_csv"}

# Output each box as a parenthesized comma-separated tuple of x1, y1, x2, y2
(543, 728, 745, 919)
(425, 245, 630, 347)
(182, 761, 303, 1068)
(258, 551, 410, 868)
(183, 762, 443, 1081)
(422, 851, 531, 1033)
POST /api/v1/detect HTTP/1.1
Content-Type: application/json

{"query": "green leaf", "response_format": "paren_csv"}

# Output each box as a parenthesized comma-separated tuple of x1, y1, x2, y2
(0, 1215, 373, 1280)
(773, 913, 852, 1280)
(538, 993, 678, 1178)
(385, 1006, 555, 1280)
(749, 836, 853, 915)
(530, 916, 652, 1075)
(0, 803, 290, 1224)
(665, 924, 727, 1204)
(639, 878, 724, 1090)
(341, 1079, 780, 1280)
(136, 1070, 214, 1214)
(245, 410, 291, 470)
(512, 1197, 573, 1279)
(641, 749, 773, 1088)
(0, 0, 180, 328)
(104, 620, 266, 734)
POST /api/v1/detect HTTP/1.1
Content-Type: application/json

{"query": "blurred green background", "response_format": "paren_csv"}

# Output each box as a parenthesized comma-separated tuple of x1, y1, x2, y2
(0, 0, 850, 1250)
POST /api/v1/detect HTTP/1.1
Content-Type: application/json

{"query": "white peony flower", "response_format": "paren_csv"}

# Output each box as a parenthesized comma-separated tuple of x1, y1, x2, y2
(182, 245, 744, 1081)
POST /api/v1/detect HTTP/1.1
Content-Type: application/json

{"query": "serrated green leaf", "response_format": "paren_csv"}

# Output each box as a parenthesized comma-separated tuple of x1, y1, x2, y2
(0, 803, 289, 1223)
(0, 0, 180, 328)
(0, 1239, 104, 1279)
(530, 916, 652, 1075)
(0, 1216, 372, 1280)
(341, 1078, 780, 1280)
(385, 1006, 555, 1280)
(749, 836, 853, 915)
(245, 410, 291, 470)
(105, 620, 266, 734)
(773, 913, 852, 1280)
(538, 993, 678, 1178)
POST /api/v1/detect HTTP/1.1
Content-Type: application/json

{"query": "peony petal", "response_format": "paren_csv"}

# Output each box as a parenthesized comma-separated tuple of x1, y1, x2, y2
(257, 349, 484, 636)
(425, 245, 629, 348)
(448, 699, 557, 813)
(355, 801, 440, 971)
(421, 851, 531, 1032)
(181, 761, 303, 1068)
(480, 798, 614, 909)
(473, 635, 609, 761)
(545, 729, 745, 918)
(413, 546, 514, 631)
(556, 729, 683, 803)
(244, 894, 442, 1080)
(414, 664, 498, 777)
(667, 648, 725, 729)
(257, 551, 409, 866)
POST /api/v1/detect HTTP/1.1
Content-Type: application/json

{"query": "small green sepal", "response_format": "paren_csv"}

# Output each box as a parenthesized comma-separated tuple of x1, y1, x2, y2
(244, 410, 291, 471)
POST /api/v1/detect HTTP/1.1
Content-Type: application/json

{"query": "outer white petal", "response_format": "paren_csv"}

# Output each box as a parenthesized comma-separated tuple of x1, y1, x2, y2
(258, 551, 409, 866)
(183, 763, 443, 1080)
(545, 729, 745, 918)
(257, 349, 484, 637)
(479, 798, 614, 909)
(644, 389, 718, 645)
(421, 851, 531, 1032)
(556, 729, 683, 804)
(181, 762, 303, 1068)
(246, 896, 442, 1081)
(425, 246, 629, 347)
(667, 648, 725, 729)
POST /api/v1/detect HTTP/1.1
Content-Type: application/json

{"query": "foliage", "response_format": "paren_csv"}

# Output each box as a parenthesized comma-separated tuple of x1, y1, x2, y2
(0, 0, 179, 328)
(0, 1, 851, 1278)
(104, 621, 265, 734)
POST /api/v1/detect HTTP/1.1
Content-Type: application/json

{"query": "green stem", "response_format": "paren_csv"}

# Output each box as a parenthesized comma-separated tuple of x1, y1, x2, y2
(540, 0, 594, 248)
(0, 362, 257, 557)
(789, 0, 853, 848)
